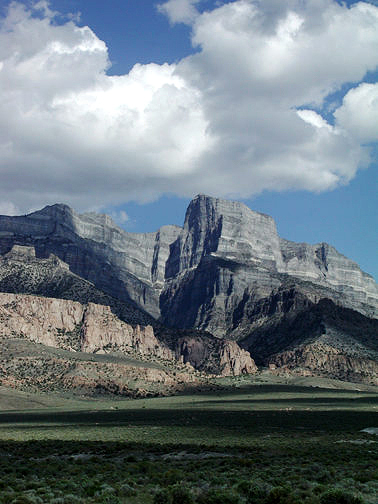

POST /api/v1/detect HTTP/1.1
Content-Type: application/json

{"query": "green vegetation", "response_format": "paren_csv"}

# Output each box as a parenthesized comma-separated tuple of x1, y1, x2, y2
(0, 381, 377, 503)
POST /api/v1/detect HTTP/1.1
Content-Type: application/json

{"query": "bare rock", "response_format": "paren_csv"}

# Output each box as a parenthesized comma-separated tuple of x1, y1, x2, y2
(0, 292, 255, 383)
(0, 195, 376, 385)
(81, 302, 173, 360)
(176, 334, 256, 376)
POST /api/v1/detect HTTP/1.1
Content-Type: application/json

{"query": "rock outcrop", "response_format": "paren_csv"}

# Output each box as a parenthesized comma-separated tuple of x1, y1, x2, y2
(0, 195, 376, 332)
(0, 244, 155, 327)
(160, 195, 377, 335)
(176, 335, 257, 376)
(240, 298, 378, 385)
(268, 343, 378, 385)
(0, 195, 376, 386)
(0, 291, 169, 357)
(0, 291, 256, 378)
(0, 337, 199, 398)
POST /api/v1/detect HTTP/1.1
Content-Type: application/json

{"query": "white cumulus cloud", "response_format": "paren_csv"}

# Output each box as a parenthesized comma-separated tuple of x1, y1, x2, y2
(0, 0, 377, 213)
(157, 0, 201, 25)
(334, 83, 378, 143)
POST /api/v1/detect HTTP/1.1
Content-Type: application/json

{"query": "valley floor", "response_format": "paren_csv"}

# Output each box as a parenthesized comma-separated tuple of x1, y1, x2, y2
(0, 376, 377, 504)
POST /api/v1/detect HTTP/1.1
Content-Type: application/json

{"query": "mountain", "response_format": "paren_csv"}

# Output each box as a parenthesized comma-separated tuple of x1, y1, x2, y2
(240, 298, 378, 383)
(0, 245, 256, 397)
(0, 195, 377, 386)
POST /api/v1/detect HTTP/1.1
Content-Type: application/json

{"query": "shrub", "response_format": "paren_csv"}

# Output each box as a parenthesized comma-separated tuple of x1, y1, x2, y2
(95, 483, 116, 497)
(319, 489, 364, 504)
(161, 469, 185, 485)
(235, 480, 268, 502)
(10, 496, 43, 504)
(170, 484, 194, 504)
(154, 488, 172, 504)
(119, 483, 136, 497)
(49, 497, 83, 504)
(197, 488, 241, 504)
(265, 486, 300, 504)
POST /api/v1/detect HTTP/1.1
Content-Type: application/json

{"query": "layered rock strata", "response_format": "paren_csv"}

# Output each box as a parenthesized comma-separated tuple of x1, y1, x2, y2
(0, 292, 256, 377)
(0, 195, 377, 386)
(241, 299, 378, 385)
(0, 195, 376, 336)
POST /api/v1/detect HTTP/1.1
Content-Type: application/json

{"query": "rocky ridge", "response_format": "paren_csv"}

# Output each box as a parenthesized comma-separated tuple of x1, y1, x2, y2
(241, 299, 378, 384)
(0, 195, 377, 387)
(0, 195, 376, 329)
(0, 273, 256, 383)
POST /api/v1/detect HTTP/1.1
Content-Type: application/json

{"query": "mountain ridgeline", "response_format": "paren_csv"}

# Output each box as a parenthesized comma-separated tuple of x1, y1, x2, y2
(0, 194, 377, 387)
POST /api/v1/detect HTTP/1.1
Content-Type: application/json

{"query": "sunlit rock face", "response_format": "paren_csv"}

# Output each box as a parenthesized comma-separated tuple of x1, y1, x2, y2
(0, 291, 256, 377)
(165, 194, 284, 277)
(0, 194, 377, 341)
(160, 195, 377, 336)
(279, 239, 378, 309)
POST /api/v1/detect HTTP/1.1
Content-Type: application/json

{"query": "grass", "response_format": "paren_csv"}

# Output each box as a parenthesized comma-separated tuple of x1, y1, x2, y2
(0, 379, 377, 503)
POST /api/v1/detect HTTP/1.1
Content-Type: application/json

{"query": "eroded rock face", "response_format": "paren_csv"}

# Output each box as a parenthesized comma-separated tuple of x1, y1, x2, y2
(160, 195, 377, 334)
(80, 302, 173, 360)
(0, 292, 172, 358)
(0, 292, 84, 350)
(280, 239, 378, 310)
(176, 335, 257, 376)
(241, 299, 378, 385)
(268, 344, 378, 386)
(0, 205, 181, 318)
(0, 244, 155, 327)
(0, 195, 377, 385)
(0, 292, 255, 377)
(0, 195, 376, 334)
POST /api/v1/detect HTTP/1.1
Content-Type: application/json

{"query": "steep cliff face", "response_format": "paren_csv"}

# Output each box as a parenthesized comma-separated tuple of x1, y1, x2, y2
(80, 302, 173, 360)
(0, 291, 256, 378)
(0, 195, 376, 386)
(0, 292, 167, 357)
(0, 195, 376, 331)
(176, 334, 257, 376)
(280, 239, 377, 310)
(165, 195, 283, 277)
(160, 195, 377, 335)
(0, 205, 181, 318)
(0, 244, 155, 327)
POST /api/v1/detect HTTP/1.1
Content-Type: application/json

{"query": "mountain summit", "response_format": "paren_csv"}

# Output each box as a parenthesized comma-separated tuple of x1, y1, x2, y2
(0, 195, 377, 385)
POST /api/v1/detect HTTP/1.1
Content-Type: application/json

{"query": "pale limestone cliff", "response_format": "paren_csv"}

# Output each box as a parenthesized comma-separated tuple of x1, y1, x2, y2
(0, 195, 376, 330)
(0, 292, 84, 350)
(0, 292, 172, 358)
(0, 292, 256, 377)
(80, 302, 173, 360)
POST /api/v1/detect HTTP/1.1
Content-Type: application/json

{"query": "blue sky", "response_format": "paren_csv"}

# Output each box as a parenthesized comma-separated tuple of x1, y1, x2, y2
(0, 0, 377, 279)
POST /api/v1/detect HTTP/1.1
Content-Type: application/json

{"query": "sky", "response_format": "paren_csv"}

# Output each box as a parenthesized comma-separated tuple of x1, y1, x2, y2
(0, 0, 377, 279)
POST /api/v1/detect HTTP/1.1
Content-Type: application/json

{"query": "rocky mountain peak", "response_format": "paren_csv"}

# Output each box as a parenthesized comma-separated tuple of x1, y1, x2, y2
(174, 193, 283, 275)
(0, 196, 377, 325)
(0, 196, 377, 387)
(32, 203, 73, 216)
